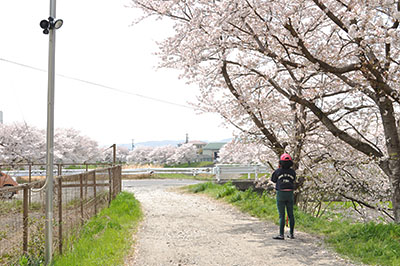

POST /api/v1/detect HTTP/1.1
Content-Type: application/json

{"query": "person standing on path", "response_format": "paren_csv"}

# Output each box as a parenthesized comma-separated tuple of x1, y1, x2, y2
(271, 153, 296, 240)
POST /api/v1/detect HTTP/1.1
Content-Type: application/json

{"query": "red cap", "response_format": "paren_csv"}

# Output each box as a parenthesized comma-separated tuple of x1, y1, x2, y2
(280, 153, 292, 161)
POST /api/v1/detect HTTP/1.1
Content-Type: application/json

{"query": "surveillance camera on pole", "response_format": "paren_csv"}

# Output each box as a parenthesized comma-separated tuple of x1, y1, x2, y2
(39, 1, 63, 264)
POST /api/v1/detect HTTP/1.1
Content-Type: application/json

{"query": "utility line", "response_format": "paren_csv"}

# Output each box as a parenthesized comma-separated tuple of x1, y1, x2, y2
(0, 57, 194, 110)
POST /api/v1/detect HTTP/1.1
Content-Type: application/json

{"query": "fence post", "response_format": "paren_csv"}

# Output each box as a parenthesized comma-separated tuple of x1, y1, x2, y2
(118, 166, 122, 194)
(80, 174, 84, 225)
(84, 173, 88, 200)
(57, 163, 62, 176)
(112, 167, 118, 198)
(23, 186, 29, 254)
(108, 168, 112, 206)
(93, 171, 97, 215)
(28, 163, 32, 206)
(58, 178, 63, 254)
(112, 144, 116, 166)
(215, 166, 220, 182)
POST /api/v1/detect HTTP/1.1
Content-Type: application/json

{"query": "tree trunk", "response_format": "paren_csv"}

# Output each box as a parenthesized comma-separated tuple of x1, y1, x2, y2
(389, 162, 400, 223)
(393, 180, 400, 223)
(380, 158, 400, 223)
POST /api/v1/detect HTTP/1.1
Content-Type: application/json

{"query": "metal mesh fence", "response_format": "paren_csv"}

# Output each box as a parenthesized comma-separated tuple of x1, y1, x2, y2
(0, 165, 121, 265)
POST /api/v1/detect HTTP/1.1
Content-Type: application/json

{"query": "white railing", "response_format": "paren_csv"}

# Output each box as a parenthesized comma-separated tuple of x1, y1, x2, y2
(122, 167, 213, 176)
(5, 165, 270, 181)
(213, 164, 269, 182)
(4, 169, 87, 177)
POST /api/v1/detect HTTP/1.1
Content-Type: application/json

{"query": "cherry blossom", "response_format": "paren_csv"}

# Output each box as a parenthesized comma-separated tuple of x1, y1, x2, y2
(130, 0, 400, 222)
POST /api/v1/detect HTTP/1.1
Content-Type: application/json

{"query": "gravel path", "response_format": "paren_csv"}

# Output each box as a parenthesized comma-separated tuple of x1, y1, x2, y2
(123, 179, 361, 266)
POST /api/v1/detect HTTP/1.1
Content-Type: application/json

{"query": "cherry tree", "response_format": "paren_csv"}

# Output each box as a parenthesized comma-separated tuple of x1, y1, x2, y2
(149, 145, 178, 165)
(54, 128, 101, 163)
(218, 137, 275, 165)
(127, 146, 155, 165)
(0, 123, 46, 163)
(127, 144, 199, 165)
(131, 0, 400, 222)
(0, 123, 102, 164)
(169, 143, 198, 165)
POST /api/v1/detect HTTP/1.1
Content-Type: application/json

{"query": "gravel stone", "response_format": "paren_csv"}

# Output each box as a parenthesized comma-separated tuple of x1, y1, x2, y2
(123, 179, 362, 266)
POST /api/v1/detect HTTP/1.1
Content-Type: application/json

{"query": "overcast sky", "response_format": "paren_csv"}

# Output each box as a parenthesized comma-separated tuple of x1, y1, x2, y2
(0, 0, 235, 146)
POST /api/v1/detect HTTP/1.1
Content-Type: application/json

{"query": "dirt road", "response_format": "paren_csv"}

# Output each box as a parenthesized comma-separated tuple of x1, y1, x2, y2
(123, 179, 360, 266)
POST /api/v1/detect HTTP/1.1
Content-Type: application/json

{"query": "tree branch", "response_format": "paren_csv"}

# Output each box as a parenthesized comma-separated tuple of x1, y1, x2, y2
(339, 193, 394, 221)
(221, 60, 285, 156)
(284, 20, 360, 74)
(267, 78, 383, 158)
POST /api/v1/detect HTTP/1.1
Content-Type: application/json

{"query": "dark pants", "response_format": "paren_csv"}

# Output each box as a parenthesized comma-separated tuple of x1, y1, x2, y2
(276, 190, 295, 236)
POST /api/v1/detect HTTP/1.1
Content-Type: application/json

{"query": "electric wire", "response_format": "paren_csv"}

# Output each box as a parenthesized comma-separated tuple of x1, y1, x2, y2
(0, 57, 195, 110)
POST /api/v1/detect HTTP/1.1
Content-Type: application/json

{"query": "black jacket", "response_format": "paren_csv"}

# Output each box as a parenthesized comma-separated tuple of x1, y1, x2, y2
(271, 167, 296, 190)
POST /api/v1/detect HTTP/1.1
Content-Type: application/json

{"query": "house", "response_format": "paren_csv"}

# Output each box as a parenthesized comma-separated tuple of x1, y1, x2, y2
(202, 142, 227, 161)
(187, 140, 208, 154)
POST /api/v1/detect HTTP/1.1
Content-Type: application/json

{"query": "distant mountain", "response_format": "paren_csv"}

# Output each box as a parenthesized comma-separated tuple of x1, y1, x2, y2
(118, 138, 232, 150)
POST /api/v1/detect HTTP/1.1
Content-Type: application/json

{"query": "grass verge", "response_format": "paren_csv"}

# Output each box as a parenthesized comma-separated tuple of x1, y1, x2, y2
(186, 182, 400, 266)
(52, 192, 142, 266)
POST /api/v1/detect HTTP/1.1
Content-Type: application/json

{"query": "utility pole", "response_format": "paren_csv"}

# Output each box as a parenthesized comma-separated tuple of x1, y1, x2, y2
(185, 133, 189, 144)
(131, 139, 135, 150)
(39, 1, 63, 264)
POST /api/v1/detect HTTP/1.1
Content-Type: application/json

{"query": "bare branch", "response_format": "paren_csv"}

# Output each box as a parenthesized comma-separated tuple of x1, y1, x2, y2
(284, 21, 360, 74)
(222, 60, 285, 155)
(267, 78, 383, 158)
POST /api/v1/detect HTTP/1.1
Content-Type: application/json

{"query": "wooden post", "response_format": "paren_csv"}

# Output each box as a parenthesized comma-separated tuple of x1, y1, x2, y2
(28, 163, 32, 206)
(58, 178, 63, 254)
(118, 166, 122, 194)
(23, 186, 29, 254)
(80, 174, 84, 225)
(93, 171, 97, 215)
(112, 144, 116, 166)
(84, 173, 88, 200)
(108, 168, 112, 206)
(57, 163, 62, 176)
(255, 166, 259, 181)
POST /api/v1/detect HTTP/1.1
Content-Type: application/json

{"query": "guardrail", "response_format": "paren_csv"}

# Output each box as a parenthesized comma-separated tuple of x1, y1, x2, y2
(5, 168, 88, 177)
(4, 164, 271, 181)
(122, 167, 214, 176)
(214, 164, 270, 182)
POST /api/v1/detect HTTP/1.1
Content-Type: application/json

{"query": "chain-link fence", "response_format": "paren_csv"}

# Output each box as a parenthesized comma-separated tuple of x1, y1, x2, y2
(0, 165, 122, 265)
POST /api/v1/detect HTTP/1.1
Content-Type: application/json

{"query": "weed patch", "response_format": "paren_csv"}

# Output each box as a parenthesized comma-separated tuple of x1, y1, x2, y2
(52, 192, 142, 266)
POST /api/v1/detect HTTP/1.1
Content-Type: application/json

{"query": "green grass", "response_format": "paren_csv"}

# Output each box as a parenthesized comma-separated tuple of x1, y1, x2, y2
(327, 222, 400, 266)
(186, 182, 400, 266)
(64, 164, 111, 170)
(154, 173, 213, 180)
(52, 192, 142, 266)
(0, 200, 42, 215)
